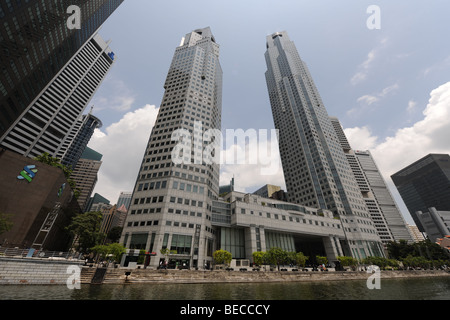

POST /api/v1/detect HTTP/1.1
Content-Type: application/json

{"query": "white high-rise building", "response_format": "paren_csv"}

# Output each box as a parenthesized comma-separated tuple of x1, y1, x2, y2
(0, 33, 114, 159)
(120, 27, 222, 269)
(264, 31, 384, 259)
(330, 117, 413, 244)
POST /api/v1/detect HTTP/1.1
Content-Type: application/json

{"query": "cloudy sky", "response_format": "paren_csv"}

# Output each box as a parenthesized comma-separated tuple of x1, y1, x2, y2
(87, 0, 450, 225)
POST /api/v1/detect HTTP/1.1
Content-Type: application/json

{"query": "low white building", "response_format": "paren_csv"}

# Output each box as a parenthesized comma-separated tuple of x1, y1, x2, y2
(212, 191, 348, 265)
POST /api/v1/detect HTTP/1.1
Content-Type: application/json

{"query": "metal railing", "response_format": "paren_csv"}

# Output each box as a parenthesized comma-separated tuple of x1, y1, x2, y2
(0, 247, 83, 260)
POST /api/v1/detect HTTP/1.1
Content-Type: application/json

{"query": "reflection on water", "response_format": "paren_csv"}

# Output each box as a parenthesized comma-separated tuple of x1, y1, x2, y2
(1, 277, 450, 300)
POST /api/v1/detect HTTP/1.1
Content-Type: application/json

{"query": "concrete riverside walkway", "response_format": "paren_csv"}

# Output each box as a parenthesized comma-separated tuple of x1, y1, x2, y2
(81, 267, 450, 285)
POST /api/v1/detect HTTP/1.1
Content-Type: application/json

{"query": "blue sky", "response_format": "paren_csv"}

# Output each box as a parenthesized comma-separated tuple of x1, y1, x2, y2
(87, 0, 450, 225)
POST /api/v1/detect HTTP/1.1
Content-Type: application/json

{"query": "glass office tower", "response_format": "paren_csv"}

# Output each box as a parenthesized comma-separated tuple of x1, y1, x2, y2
(60, 111, 103, 169)
(0, 0, 123, 138)
(391, 153, 450, 232)
(264, 31, 384, 258)
(120, 27, 223, 269)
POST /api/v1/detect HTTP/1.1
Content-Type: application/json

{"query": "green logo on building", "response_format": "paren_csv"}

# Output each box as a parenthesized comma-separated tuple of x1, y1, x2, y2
(17, 165, 38, 182)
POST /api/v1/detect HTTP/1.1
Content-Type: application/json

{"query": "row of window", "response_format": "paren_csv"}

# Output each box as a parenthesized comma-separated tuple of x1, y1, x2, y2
(169, 196, 204, 208)
(172, 180, 205, 194)
(234, 207, 342, 229)
(133, 196, 165, 206)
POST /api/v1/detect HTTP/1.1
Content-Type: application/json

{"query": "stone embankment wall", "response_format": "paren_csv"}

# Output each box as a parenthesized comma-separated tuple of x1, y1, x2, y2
(1, 257, 449, 285)
(92, 267, 450, 285)
(0, 257, 84, 285)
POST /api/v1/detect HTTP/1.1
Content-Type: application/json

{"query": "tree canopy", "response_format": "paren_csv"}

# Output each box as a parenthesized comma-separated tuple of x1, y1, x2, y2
(34, 152, 80, 198)
(387, 239, 449, 261)
(91, 243, 126, 263)
(213, 249, 232, 265)
(66, 211, 104, 253)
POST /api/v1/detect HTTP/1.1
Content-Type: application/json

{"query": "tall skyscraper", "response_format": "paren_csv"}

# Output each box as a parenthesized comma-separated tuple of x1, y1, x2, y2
(71, 147, 103, 211)
(60, 109, 103, 169)
(120, 27, 223, 268)
(0, 0, 123, 139)
(264, 31, 384, 259)
(0, 33, 113, 159)
(330, 117, 413, 244)
(117, 192, 133, 210)
(391, 153, 450, 232)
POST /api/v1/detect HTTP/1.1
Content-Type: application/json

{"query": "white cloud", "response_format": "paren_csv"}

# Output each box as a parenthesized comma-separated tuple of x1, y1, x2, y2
(87, 104, 159, 202)
(91, 76, 136, 112)
(406, 100, 417, 114)
(343, 126, 378, 151)
(219, 130, 285, 193)
(348, 83, 399, 117)
(350, 38, 388, 85)
(422, 54, 450, 77)
(345, 81, 450, 179)
(344, 81, 450, 224)
(356, 94, 379, 106)
(379, 83, 399, 97)
(351, 49, 376, 85)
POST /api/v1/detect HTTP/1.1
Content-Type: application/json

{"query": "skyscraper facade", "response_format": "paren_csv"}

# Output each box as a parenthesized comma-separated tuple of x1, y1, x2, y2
(330, 117, 413, 244)
(71, 147, 103, 211)
(60, 110, 103, 169)
(264, 31, 384, 259)
(117, 192, 132, 210)
(0, 33, 113, 159)
(0, 0, 123, 139)
(120, 27, 223, 268)
(391, 154, 450, 232)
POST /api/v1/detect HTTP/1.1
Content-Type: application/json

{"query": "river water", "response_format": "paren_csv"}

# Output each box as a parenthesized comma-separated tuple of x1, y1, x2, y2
(1, 276, 450, 300)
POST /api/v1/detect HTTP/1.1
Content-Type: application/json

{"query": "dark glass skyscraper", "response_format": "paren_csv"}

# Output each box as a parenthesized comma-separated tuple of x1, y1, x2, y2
(264, 31, 384, 258)
(391, 154, 450, 232)
(60, 110, 103, 169)
(0, 0, 123, 138)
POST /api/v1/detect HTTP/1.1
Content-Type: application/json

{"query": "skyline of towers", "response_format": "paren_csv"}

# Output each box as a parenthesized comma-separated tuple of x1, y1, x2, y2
(264, 31, 384, 258)
(120, 27, 223, 268)
(0, 2, 432, 259)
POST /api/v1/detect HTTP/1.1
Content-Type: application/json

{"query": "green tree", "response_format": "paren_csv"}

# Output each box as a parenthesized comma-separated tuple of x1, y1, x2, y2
(337, 256, 358, 270)
(386, 239, 412, 260)
(316, 255, 328, 266)
(295, 252, 308, 268)
(0, 212, 13, 236)
(252, 251, 266, 266)
(66, 211, 104, 253)
(107, 226, 123, 243)
(91, 243, 126, 263)
(265, 247, 288, 271)
(213, 249, 232, 265)
(388, 239, 450, 268)
(34, 152, 80, 198)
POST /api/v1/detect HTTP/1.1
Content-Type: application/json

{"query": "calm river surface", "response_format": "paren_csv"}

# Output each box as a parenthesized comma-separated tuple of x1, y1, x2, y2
(1, 277, 450, 300)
